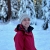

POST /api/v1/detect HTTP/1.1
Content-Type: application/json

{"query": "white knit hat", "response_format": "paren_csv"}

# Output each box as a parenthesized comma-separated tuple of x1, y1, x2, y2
(19, 13, 30, 23)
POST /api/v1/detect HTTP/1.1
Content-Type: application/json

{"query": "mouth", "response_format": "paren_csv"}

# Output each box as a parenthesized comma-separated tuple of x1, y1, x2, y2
(25, 24, 29, 26)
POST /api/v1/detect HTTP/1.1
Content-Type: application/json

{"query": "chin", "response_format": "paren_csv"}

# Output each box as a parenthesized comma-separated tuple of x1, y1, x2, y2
(25, 25, 29, 28)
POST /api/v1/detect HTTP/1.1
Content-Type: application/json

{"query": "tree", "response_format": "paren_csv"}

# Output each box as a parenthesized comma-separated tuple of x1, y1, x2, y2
(11, 0, 20, 19)
(0, 0, 11, 22)
(42, 19, 48, 30)
(42, 0, 50, 30)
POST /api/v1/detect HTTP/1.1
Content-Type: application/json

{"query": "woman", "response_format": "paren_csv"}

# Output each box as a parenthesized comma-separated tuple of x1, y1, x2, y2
(14, 13, 37, 50)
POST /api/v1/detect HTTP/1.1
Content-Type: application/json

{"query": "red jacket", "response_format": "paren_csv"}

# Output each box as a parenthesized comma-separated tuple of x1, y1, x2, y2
(14, 24, 36, 50)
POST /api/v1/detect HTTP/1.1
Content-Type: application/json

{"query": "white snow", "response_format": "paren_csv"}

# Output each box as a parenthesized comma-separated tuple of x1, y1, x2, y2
(0, 22, 16, 50)
(0, 19, 50, 50)
(32, 20, 50, 50)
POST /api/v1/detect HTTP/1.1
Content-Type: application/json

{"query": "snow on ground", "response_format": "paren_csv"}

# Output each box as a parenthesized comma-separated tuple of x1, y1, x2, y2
(0, 21, 16, 50)
(0, 19, 50, 50)
(32, 19, 50, 50)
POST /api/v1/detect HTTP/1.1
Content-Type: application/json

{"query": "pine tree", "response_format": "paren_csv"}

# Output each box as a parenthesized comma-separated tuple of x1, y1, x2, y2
(0, 0, 11, 22)
(0, 0, 8, 22)
(11, 0, 20, 19)
(42, 0, 50, 30)
(42, 0, 50, 20)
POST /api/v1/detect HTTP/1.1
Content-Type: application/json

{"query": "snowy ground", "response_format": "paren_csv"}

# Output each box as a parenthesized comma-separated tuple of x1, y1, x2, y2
(0, 19, 50, 50)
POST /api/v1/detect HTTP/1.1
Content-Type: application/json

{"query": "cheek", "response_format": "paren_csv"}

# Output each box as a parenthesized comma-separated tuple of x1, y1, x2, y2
(28, 21, 30, 24)
(21, 21, 25, 25)
(25, 22, 30, 26)
(26, 21, 30, 25)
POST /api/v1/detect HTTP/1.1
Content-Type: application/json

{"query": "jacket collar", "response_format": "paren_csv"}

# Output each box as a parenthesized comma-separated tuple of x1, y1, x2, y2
(15, 24, 34, 32)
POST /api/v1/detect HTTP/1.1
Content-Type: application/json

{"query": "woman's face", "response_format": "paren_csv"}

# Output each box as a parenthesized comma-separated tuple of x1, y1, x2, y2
(21, 18, 30, 29)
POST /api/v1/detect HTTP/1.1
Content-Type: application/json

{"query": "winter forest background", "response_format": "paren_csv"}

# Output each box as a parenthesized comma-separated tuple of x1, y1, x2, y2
(0, 0, 50, 50)
(0, 0, 50, 30)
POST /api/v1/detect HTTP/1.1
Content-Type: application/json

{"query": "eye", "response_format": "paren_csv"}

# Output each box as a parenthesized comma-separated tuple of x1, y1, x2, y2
(23, 18, 30, 21)
(23, 19, 26, 21)
(28, 18, 30, 21)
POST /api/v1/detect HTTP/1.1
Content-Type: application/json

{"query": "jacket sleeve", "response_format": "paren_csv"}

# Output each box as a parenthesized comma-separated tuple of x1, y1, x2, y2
(14, 32, 24, 50)
(33, 47, 37, 50)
